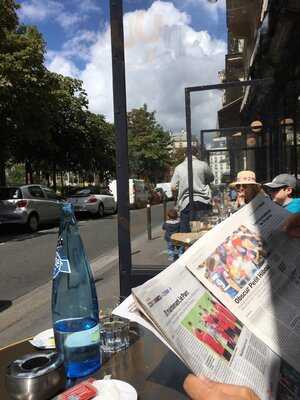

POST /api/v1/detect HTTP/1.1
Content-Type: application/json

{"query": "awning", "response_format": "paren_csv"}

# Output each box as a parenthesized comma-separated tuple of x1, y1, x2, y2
(218, 97, 243, 129)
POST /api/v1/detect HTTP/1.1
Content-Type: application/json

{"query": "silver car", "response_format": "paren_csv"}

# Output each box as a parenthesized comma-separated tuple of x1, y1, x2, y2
(67, 187, 116, 217)
(0, 185, 65, 232)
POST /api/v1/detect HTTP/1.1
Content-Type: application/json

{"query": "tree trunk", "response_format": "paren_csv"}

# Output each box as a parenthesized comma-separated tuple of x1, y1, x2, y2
(29, 169, 33, 184)
(0, 157, 6, 186)
(52, 162, 57, 191)
(46, 173, 50, 187)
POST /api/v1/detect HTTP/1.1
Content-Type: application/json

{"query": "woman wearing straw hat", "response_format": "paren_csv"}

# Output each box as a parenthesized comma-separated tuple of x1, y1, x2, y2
(230, 171, 261, 208)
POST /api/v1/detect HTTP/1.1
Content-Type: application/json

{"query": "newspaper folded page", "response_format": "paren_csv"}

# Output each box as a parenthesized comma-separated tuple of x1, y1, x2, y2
(185, 193, 300, 374)
(130, 193, 300, 400)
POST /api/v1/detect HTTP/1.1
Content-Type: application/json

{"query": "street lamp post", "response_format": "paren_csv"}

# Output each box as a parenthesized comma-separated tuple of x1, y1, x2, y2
(110, 0, 132, 297)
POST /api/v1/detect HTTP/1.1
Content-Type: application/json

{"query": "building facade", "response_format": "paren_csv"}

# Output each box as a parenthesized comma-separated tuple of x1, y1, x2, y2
(172, 130, 199, 150)
(208, 137, 230, 185)
(218, 0, 300, 181)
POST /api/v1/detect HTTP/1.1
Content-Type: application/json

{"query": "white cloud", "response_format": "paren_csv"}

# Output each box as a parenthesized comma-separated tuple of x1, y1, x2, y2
(19, 0, 63, 21)
(46, 53, 80, 77)
(76, 0, 101, 13)
(47, 1, 226, 133)
(18, 0, 97, 30)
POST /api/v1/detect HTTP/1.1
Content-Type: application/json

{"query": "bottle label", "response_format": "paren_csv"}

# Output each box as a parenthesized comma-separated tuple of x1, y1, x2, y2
(65, 324, 100, 348)
(53, 239, 71, 279)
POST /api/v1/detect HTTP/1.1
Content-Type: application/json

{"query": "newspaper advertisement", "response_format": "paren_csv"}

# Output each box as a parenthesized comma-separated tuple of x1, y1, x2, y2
(185, 193, 300, 374)
(132, 256, 281, 400)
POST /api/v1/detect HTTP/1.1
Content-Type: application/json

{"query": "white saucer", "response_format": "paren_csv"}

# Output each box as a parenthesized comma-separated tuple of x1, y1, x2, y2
(92, 379, 137, 400)
(29, 328, 56, 349)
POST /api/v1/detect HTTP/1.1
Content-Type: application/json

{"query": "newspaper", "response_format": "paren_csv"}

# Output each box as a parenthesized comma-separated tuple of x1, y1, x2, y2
(185, 193, 300, 373)
(124, 193, 300, 400)
(131, 255, 280, 399)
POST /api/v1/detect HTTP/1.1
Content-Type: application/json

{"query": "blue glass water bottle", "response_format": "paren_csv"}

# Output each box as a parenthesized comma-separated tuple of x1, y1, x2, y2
(52, 203, 101, 378)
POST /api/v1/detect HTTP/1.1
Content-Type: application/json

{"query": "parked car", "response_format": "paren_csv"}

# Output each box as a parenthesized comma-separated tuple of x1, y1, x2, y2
(67, 187, 116, 217)
(0, 185, 65, 232)
(109, 179, 149, 208)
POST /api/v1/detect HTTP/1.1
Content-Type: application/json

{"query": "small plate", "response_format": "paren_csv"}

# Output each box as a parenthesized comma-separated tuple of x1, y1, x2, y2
(92, 379, 137, 400)
(29, 328, 56, 349)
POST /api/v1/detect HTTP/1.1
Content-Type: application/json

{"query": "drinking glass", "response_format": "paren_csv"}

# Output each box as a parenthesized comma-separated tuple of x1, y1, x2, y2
(100, 315, 130, 353)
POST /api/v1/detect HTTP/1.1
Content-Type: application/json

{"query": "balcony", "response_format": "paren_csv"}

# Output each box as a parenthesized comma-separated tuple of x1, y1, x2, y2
(225, 52, 244, 81)
(227, 0, 263, 38)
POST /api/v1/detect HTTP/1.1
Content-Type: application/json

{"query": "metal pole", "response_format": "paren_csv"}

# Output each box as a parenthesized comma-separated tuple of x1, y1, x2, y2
(110, 0, 131, 296)
(200, 130, 204, 160)
(185, 89, 194, 219)
(163, 194, 167, 222)
(146, 203, 152, 240)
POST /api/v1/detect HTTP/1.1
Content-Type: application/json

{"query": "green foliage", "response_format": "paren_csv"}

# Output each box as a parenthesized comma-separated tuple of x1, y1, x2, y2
(172, 147, 186, 165)
(0, 1, 116, 186)
(127, 104, 172, 183)
(0, 0, 47, 184)
(6, 163, 25, 185)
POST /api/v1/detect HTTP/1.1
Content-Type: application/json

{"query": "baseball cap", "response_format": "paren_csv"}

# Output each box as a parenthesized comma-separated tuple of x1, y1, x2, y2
(264, 174, 296, 190)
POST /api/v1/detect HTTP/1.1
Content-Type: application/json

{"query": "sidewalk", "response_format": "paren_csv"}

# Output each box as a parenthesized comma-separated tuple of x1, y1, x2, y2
(0, 225, 169, 348)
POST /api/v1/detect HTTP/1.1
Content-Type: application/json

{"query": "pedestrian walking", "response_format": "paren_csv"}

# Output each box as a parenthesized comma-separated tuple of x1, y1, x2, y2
(171, 146, 214, 233)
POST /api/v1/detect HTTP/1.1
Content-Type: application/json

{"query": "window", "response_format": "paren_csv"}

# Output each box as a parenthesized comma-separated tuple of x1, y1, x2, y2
(28, 186, 45, 199)
(0, 187, 22, 200)
(44, 188, 60, 200)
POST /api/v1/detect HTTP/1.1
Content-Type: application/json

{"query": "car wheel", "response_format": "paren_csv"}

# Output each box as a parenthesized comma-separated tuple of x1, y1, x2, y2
(27, 214, 39, 232)
(97, 203, 104, 218)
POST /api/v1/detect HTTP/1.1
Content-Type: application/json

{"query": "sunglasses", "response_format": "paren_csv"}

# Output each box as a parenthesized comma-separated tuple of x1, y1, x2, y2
(236, 184, 252, 190)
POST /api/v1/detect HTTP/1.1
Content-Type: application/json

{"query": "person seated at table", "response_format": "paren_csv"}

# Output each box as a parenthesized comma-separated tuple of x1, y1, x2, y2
(162, 208, 180, 262)
(229, 170, 261, 209)
(263, 173, 300, 213)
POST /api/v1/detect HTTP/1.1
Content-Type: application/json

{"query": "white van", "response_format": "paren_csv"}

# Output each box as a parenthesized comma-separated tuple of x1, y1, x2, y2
(155, 182, 173, 200)
(109, 179, 149, 208)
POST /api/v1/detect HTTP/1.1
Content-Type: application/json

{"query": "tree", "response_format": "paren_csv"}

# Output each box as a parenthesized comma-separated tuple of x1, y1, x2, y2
(83, 111, 115, 184)
(0, 0, 47, 184)
(127, 104, 172, 183)
(172, 147, 186, 165)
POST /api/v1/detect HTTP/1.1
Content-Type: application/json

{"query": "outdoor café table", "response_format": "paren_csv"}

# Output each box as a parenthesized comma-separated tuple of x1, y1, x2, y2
(170, 231, 207, 251)
(0, 323, 189, 400)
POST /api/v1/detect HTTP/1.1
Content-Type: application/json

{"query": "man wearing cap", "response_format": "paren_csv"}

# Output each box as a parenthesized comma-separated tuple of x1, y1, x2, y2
(230, 171, 261, 208)
(263, 174, 300, 213)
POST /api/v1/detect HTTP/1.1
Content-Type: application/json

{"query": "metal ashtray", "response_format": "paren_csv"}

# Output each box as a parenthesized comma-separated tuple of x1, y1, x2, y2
(5, 352, 66, 400)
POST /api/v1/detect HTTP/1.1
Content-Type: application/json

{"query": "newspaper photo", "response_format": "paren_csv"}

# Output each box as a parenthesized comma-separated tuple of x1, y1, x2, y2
(131, 255, 281, 400)
(185, 193, 300, 374)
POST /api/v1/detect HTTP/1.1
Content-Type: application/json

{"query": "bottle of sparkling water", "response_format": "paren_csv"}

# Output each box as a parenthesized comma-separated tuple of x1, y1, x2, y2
(52, 203, 101, 378)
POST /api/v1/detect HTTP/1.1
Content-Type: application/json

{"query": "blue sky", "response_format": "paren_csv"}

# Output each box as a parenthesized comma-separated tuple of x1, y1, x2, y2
(17, 0, 227, 133)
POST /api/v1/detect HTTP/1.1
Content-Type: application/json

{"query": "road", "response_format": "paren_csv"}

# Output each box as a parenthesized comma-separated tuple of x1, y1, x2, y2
(0, 203, 167, 302)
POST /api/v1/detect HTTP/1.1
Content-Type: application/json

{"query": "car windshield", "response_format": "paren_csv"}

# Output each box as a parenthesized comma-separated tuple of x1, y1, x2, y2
(0, 187, 22, 200)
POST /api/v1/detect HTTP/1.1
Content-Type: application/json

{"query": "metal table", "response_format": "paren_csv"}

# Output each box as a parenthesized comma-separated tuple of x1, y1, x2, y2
(0, 324, 189, 399)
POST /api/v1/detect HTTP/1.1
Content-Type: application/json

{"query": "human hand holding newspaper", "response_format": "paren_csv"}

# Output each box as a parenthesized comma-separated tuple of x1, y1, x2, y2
(183, 375, 260, 400)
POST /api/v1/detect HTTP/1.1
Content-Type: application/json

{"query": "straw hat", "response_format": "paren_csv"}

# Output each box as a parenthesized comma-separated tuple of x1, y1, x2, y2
(230, 170, 261, 188)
